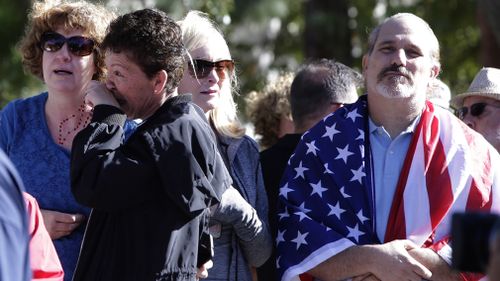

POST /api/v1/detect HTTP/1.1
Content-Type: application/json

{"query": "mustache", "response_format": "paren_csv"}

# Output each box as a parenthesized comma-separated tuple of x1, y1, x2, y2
(377, 64, 412, 82)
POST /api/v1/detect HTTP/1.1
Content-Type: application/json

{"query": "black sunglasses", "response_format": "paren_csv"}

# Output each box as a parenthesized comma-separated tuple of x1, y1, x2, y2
(40, 32, 95, 57)
(188, 59, 234, 79)
(457, 102, 500, 120)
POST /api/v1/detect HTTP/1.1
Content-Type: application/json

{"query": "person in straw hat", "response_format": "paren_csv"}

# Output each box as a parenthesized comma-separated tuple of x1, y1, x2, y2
(451, 67, 500, 152)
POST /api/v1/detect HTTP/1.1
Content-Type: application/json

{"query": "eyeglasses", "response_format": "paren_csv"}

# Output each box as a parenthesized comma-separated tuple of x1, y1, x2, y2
(457, 102, 500, 120)
(39, 32, 95, 57)
(187, 59, 234, 79)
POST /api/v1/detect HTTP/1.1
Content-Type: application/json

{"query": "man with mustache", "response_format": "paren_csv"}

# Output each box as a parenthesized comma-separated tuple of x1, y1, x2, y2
(276, 13, 499, 281)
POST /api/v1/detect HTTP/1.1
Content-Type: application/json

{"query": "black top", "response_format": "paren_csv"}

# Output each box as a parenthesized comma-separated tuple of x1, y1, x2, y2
(70, 94, 230, 281)
(257, 133, 301, 281)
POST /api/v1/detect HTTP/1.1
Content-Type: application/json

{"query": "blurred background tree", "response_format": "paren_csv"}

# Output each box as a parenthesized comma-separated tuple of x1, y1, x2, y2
(1, 0, 495, 115)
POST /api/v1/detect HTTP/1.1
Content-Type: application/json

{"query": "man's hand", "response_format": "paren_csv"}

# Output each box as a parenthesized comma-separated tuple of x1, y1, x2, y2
(366, 240, 432, 281)
(84, 81, 120, 109)
(408, 246, 462, 281)
(41, 209, 85, 239)
(196, 260, 213, 280)
(308, 240, 432, 281)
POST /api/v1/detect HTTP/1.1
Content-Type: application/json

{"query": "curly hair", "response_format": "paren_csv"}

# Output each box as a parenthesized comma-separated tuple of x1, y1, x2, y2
(179, 10, 244, 139)
(19, 0, 115, 81)
(246, 72, 294, 149)
(102, 9, 185, 95)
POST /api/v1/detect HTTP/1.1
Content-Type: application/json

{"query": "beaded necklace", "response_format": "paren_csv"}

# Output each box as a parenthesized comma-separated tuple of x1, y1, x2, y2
(57, 103, 92, 145)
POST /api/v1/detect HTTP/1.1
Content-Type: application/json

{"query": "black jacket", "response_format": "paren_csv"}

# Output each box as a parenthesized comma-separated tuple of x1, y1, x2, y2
(257, 133, 301, 281)
(70, 95, 230, 281)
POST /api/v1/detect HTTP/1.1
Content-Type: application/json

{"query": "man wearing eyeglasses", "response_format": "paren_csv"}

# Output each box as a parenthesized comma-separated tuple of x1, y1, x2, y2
(452, 67, 500, 152)
(276, 13, 499, 281)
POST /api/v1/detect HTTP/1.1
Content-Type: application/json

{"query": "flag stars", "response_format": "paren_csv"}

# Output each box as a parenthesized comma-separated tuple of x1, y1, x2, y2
(294, 202, 311, 221)
(346, 108, 362, 122)
(327, 201, 345, 219)
(279, 183, 294, 199)
(356, 128, 365, 141)
(294, 161, 309, 179)
(310, 180, 327, 197)
(357, 209, 369, 224)
(350, 165, 365, 184)
(276, 230, 286, 244)
(294, 211, 309, 222)
(340, 186, 351, 198)
(291, 231, 309, 250)
(335, 144, 354, 164)
(324, 163, 334, 174)
(347, 223, 364, 243)
(306, 141, 319, 156)
(322, 123, 340, 141)
(277, 209, 290, 220)
(320, 222, 332, 232)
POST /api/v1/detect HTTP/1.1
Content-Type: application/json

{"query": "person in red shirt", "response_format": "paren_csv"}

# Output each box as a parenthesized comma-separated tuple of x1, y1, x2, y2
(24, 193, 64, 281)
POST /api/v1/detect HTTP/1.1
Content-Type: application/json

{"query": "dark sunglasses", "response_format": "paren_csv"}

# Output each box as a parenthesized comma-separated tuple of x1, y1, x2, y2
(39, 32, 95, 57)
(188, 59, 234, 79)
(457, 102, 500, 120)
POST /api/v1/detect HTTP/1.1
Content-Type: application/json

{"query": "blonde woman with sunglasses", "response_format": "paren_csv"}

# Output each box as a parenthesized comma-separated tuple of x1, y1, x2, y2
(178, 11, 272, 281)
(0, 1, 135, 280)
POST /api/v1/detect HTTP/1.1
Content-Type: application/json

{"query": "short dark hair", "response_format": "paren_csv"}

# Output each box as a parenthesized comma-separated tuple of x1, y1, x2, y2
(102, 8, 185, 94)
(290, 58, 362, 127)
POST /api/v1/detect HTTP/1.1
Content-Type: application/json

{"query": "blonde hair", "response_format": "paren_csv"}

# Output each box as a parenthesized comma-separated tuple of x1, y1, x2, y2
(246, 72, 294, 149)
(19, 0, 115, 81)
(179, 10, 245, 138)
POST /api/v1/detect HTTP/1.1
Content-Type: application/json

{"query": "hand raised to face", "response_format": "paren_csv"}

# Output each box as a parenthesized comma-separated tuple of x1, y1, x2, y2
(84, 80, 120, 110)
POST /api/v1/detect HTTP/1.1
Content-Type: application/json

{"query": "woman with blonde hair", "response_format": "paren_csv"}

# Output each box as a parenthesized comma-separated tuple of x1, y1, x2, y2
(0, 1, 134, 279)
(178, 11, 272, 281)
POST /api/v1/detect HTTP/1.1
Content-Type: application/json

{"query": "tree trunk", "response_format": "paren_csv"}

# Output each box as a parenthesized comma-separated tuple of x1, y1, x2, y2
(304, 0, 352, 65)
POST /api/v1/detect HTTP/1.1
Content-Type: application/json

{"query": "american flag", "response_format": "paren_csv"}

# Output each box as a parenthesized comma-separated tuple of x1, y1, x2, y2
(276, 95, 500, 281)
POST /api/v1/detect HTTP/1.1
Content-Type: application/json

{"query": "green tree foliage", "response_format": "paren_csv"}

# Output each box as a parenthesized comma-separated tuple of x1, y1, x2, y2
(0, 0, 43, 107)
(0, 0, 483, 111)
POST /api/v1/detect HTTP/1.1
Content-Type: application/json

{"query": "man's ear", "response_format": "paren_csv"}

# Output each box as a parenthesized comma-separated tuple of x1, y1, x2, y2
(430, 64, 441, 79)
(362, 54, 369, 74)
(153, 70, 168, 95)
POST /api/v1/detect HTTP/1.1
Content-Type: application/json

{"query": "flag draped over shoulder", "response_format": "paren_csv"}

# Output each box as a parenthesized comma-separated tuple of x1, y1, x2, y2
(276, 95, 500, 281)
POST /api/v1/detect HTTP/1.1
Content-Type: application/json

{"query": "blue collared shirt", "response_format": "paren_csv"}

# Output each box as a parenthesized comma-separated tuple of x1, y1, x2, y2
(368, 116, 420, 241)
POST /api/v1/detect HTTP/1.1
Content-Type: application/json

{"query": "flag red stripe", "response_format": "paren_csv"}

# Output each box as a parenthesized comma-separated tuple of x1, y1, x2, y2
(299, 273, 313, 281)
(461, 121, 493, 211)
(424, 113, 454, 230)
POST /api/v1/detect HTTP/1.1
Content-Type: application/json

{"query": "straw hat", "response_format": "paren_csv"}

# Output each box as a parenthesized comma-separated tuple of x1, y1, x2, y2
(451, 67, 500, 108)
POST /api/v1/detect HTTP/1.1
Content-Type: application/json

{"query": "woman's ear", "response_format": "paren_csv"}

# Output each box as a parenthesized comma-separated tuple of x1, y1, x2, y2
(153, 70, 168, 95)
